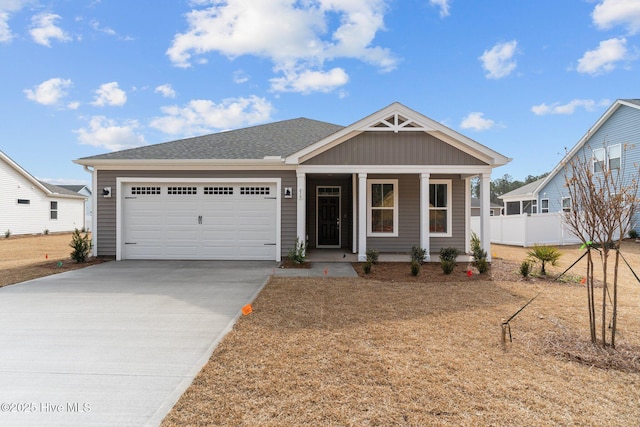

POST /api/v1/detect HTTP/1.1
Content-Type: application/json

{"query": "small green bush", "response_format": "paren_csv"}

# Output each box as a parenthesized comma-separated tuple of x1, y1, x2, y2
(363, 261, 372, 274)
(470, 231, 489, 274)
(519, 260, 532, 278)
(476, 257, 489, 274)
(69, 228, 92, 263)
(411, 246, 427, 264)
(287, 237, 306, 264)
(629, 229, 638, 239)
(4, 230, 11, 238)
(366, 248, 379, 264)
(439, 247, 459, 275)
(43, 229, 49, 235)
(527, 244, 562, 275)
(411, 260, 420, 276)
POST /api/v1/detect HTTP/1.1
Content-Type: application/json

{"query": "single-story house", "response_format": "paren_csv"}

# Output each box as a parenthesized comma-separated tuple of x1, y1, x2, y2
(499, 99, 640, 234)
(471, 197, 503, 216)
(74, 102, 510, 262)
(0, 150, 88, 235)
(58, 184, 92, 231)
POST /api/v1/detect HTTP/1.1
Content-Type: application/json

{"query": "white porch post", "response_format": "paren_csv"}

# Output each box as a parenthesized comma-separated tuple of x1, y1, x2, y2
(465, 176, 471, 255)
(358, 173, 367, 261)
(480, 173, 491, 262)
(420, 173, 431, 261)
(296, 172, 306, 252)
(352, 174, 357, 254)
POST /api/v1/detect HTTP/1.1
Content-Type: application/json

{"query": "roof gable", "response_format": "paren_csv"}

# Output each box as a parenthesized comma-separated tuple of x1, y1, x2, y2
(525, 98, 640, 198)
(286, 102, 511, 166)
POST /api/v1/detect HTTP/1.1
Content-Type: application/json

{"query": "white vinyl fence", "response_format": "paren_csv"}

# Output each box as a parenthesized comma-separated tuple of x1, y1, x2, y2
(471, 212, 582, 247)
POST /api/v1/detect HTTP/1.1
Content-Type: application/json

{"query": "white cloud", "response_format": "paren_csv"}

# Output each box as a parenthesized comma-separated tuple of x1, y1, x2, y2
(531, 99, 611, 116)
(430, 0, 450, 17)
(155, 84, 176, 98)
(270, 67, 349, 94)
(75, 116, 146, 151)
(166, 0, 395, 93)
(592, 0, 640, 34)
(29, 13, 72, 47)
(67, 101, 80, 110)
(91, 82, 127, 106)
(149, 95, 274, 136)
(460, 112, 495, 131)
(89, 19, 134, 40)
(479, 40, 518, 79)
(233, 70, 250, 84)
(0, 0, 34, 42)
(24, 77, 72, 106)
(576, 37, 628, 75)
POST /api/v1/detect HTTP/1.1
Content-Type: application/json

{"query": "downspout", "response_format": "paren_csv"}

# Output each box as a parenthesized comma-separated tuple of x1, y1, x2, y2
(83, 165, 98, 257)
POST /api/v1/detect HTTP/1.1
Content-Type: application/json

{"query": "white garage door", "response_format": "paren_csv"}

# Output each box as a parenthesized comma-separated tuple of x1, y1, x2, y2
(122, 183, 277, 260)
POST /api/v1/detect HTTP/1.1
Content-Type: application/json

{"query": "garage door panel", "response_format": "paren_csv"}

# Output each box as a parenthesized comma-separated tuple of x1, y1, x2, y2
(123, 183, 277, 260)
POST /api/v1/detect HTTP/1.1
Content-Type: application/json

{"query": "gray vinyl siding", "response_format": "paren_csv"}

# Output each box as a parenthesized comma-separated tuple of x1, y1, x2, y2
(539, 104, 640, 233)
(365, 174, 466, 254)
(303, 131, 487, 166)
(95, 169, 297, 258)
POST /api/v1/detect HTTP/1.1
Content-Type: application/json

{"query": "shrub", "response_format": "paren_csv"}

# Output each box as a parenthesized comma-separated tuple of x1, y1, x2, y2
(519, 260, 532, 278)
(476, 257, 489, 274)
(363, 261, 372, 274)
(411, 246, 427, 264)
(4, 230, 10, 238)
(366, 248, 379, 264)
(629, 229, 638, 239)
(43, 229, 49, 235)
(470, 231, 489, 274)
(439, 247, 459, 275)
(411, 260, 420, 276)
(69, 228, 92, 263)
(287, 237, 306, 265)
(527, 244, 562, 275)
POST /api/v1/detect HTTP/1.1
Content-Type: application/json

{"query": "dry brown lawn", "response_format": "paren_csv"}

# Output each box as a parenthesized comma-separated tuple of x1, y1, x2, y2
(0, 233, 104, 287)
(163, 242, 640, 426)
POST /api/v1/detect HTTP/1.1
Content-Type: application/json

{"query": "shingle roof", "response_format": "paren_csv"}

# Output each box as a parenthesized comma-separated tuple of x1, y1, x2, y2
(499, 178, 545, 199)
(39, 181, 87, 197)
(79, 118, 344, 161)
(622, 99, 640, 107)
(58, 184, 88, 193)
(470, 197, 503, 209)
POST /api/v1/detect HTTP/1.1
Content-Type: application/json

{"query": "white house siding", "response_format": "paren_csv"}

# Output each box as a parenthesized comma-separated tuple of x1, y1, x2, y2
(538, 104, 640, 232)
(0, 160, 85, 235)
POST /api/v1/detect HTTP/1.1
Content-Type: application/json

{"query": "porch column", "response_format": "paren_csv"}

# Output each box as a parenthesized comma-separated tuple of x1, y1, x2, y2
(420, 173, 431, 261)
(296, 172, 306, 252)
(357, 173, 367, 261)
(352, 174, 357, 254)
(480, 173, 491, 262)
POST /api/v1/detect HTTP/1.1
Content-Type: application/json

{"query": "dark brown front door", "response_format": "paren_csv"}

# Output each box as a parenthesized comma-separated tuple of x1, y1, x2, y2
(318, 194, 340, 246)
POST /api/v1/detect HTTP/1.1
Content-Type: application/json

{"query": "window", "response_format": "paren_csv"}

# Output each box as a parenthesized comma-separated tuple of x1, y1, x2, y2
(204, 187, 233, 195)
(50, 201, 58, 220)
(429, 180, 452, 236)
(609, 144, 621, 170)
(131, 186, 161, 195)
(240, 186, 270, 195)
(167, 186, 197, 195)
(562, 197, 571, 213)
(541, 199, 549, 213)
(367, 179, 398, 236)
(17, 199, 30, 205)
(593, 148, 605, 173)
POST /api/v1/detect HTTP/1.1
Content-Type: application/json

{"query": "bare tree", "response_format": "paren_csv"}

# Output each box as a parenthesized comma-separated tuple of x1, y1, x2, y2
(563, 143, 639, 348)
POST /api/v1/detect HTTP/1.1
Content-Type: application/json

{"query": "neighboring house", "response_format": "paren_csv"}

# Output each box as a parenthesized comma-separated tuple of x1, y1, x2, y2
(0, 150, 87, 235)
(58, 185, 92, 231)
(471, 197, 503, 216)
(74, 102, 510, 262)
(498, 98, 640, 238)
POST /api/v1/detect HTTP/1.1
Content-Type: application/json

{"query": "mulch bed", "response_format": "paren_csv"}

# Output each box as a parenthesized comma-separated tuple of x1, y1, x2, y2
(0, 257, 107, 288)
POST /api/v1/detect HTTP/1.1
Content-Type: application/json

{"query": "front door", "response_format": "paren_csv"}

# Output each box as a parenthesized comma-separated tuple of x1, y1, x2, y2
(317, 187, 340, 247)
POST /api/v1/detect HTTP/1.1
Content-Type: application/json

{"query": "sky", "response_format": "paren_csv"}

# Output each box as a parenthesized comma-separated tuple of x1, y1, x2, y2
(1, 0, 639, 186)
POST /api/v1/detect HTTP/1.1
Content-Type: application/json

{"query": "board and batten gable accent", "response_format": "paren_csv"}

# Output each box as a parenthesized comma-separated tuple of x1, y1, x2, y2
(539, 103, 640, 215)
(364, 174, 466, 254)
(95, 170, 297, 258)
(301, 132, 488, 166)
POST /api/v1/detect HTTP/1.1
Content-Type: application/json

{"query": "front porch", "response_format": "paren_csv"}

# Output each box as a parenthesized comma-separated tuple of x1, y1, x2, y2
(304, 248, 474, 263)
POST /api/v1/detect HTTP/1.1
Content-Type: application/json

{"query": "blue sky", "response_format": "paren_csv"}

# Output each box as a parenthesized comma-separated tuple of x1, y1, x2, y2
(1, 0, 639, 185)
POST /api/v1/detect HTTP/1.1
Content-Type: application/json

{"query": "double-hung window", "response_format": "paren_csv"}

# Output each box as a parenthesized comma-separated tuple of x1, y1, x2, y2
(561, 197, 571, 213)
(367, 179, 398, 236)
(50, 201, 58, 220)
(429, 180, 452, 236)
(541, 199, 549, 213)
(593, 145, 621, 172)
(608, 144, 621, 170)
(593, 148, 605, 173)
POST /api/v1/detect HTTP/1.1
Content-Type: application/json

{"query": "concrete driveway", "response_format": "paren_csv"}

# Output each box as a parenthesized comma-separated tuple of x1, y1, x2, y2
(0, 260, 275, 427)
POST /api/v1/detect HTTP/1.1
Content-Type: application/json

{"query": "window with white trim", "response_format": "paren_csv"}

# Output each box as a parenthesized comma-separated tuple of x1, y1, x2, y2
(562, 197, 571, 212)
(429, 180, 452, 236)
(50, 201, 58, 220)
(541, 199, 549, 213)
(593, 148, 605, 173)
(367, 179, 398, 236)
(608, 144, 621, 170)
